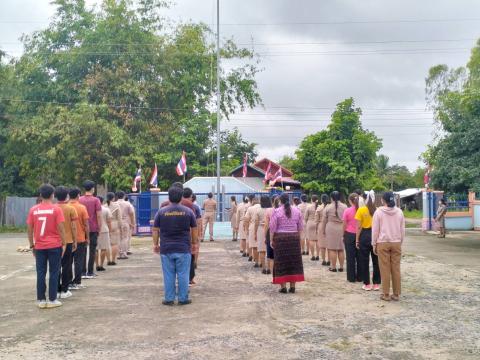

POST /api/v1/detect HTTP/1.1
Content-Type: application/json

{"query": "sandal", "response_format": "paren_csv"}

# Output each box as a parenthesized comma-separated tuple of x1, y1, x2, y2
(288, 287, 296, 293)
(329, 268, 337, 272)
(279, 288, 287, 294)
(338, 268, 344, 272)
(380, 294, 391, 301)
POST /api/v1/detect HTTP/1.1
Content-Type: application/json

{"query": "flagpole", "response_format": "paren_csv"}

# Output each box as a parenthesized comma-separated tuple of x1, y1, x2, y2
(215, 0, 221, 221)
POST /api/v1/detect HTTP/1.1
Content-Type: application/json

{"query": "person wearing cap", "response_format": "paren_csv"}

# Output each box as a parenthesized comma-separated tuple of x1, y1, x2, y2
(372, 192, 405, 301)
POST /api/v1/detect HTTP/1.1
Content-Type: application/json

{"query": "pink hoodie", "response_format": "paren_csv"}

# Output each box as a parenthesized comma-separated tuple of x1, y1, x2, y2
(372, 206, 405, 246)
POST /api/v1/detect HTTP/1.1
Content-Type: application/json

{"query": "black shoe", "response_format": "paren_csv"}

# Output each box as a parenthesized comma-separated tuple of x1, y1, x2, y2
(107, 261, 114, 266)
(262, 269, 268, 274)
(178, 300, 192, 305)
(201, 239, 204, 242)
(210, 239, 214, 242)
(96, 266, 101, 271)
(321, 261, 328, 266)
(98, 267, 106, 271)
(326, 261, 331, 266)
(254, 263, 259, 268)
(266, 269, 271, 275)
(329, 268, 337, 272)
(248, 256, 253, 262)
(279, 288, 288, 294)
(311, 256, 316, 261)
(289, 287, 296, 293)
(127, 251, 132, 255)
(315, 256, 320, 261)
(111, 262, 117, 266)
(338, 268, 344, 272)
(162, 300, 174, 306)
(242, 253, 247, 257)
(232, 239, 237, 241)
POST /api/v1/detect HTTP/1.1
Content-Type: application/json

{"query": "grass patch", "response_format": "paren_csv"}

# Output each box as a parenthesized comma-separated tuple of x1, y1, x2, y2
(0, 225, 27, 233)
(404, 209, 423, 219)
(406, 223, 420, 228)
(328, 339, 352, 351)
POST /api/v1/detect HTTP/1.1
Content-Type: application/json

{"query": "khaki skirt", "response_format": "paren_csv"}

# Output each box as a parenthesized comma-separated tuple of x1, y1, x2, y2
(326, 221, 345, 250)
(305, 219, 317, 241)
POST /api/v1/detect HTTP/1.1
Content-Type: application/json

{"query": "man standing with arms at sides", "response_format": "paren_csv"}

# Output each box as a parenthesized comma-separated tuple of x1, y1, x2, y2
(153, 186, 198, 306)
(116, 191, 135, 259)
(54, 186, 78, 299)
(297, 194, 309, 256)
(202, 192, 217, 242)
(69, 187, 89, 290)
(79, 180, 102, 278)
(27, 184, 66, 308)
(124, 194, 136, 255)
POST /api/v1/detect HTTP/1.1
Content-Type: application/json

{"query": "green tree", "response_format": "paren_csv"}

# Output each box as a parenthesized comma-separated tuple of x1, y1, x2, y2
(424, 39, 480, 192)
(0, 0, 261, 194)
(292, 98, 382, 194)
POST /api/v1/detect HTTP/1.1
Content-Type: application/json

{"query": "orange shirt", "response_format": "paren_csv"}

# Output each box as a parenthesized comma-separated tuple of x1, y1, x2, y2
(69, 200, 89, 242)
(57, 202, 78, 244)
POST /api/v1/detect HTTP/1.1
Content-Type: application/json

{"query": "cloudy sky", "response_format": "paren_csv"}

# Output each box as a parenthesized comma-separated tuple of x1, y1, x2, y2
(1, 0, 479, 170)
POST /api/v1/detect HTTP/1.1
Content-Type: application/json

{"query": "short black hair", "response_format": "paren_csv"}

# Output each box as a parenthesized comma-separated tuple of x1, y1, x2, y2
(248, 194, 255, 201)
(54, 186, 69, 201)
(171, 182, 184, 190)
(183, 187, 193, 199)
(116, 191, 125, 199)
(168, 186, 183, 204)
(97, 196, 104, 204)
(69, 187, 81, 199)
(208, 192, 213, 198)
(39, 184, 55, 200)
(260, 195, 272, 209)
(124, 194, 129, 201)
(192, 194, 197, 201)
(300, 194, 308, 202)
(440, 198, 447, 205)
(83, 180, 95, 191)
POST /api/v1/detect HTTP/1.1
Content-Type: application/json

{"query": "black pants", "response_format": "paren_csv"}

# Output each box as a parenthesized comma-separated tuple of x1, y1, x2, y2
(343, 231, 359, 283)
(74, 242, 87, 284)
(59, 243, 73, 292)
(189, 254, 195, 282)
(87, 232, 98, 274)
(358, 228, 381, 285)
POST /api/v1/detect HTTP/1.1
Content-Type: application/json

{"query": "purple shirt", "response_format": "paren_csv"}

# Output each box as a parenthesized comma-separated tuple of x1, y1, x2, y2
(270, 205, 304, 233)
(79, 194, 102, 232)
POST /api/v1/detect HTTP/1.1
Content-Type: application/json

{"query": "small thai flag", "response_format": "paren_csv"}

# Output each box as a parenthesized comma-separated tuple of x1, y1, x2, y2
(242, 153, 248, 178)
(132, 168, 142, 192)
(269, 167, 282, 187)
(176, 151, 187, 176)
(149, 163, 158, 188)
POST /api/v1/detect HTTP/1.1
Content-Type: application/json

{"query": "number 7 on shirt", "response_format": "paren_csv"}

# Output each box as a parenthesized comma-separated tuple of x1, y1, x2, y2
(38, 216, 47, 236)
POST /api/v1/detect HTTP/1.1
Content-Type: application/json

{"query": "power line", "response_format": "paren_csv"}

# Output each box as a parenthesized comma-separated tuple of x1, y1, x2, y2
(232, 38, 477, 46)
(217, 18, 480, 26)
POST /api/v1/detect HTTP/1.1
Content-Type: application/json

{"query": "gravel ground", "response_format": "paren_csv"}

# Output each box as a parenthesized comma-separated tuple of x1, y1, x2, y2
(0, 232, 479, 360)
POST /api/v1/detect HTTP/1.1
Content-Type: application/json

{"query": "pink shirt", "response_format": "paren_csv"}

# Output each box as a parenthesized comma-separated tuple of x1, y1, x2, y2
(269, 206, 304, 233)
(342, 206, 358, 234)
(372, 206, 405, 246)
(79, 194, 102, 232)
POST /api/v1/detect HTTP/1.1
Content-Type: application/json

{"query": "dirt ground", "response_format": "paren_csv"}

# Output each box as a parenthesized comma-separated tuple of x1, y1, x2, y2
(0, 229, 479, 360)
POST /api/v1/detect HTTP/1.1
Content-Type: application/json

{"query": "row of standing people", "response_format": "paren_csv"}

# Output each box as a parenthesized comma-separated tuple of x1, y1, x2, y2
(27, 181, 136, 308)
(230, 190, 405, 301)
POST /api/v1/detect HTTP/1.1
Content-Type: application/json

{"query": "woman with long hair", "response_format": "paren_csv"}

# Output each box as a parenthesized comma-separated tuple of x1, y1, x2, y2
(264, 196, 280, 274)
(270, 193, 305, 293)
(315, 194, 330, 265)
(355, 190, 381, 291)
(373, 192, 405, 301)
(230, 195, 238, 241)
(106, 192, 122, 265)
(321, 191, 347, 272)
(343, 193, 360, 282)
(254, 195, 271, 273)
(305, 195, 319, 261)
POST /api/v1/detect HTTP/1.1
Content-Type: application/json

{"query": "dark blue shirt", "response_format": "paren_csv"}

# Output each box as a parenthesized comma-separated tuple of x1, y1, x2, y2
(153, 203, 197, 255)
(192, 203, 202, 219)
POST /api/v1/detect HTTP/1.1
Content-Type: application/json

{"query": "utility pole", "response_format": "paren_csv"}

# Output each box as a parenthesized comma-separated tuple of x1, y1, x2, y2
(216, 0, 221, 221)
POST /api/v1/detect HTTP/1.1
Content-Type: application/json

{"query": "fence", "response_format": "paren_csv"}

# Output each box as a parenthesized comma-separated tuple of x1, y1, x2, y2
(0, 196, 37, 227)
(444, 193, 469, 212)
(129, 189, 302, 235)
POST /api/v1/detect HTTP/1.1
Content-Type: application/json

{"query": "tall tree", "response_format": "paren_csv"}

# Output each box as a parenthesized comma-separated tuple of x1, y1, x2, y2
(292, 98, 382, 194)
(0, 0, 262, 194)
(424, 39, 480, 192)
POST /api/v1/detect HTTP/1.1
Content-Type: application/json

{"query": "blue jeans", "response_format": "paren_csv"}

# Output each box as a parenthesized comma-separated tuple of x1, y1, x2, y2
(161, 253, 191, 302)
(35, 247, 62, 301)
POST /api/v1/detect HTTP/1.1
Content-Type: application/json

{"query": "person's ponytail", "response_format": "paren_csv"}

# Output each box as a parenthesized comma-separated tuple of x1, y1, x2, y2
(330, 191, 341, 218)
(382, 191, 396, 208)
(280, 193, 292, 218)
(107, 192, 115, 206)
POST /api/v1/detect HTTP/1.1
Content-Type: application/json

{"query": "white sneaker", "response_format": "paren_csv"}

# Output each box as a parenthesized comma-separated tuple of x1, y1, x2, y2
(37, 300, 47, 309)
(46, 300, 63, 308)
(81, 274, 88, 279)
(77, 284, 87, 289)
(69, 284, 80, 290)
(59, 291, 73, 299)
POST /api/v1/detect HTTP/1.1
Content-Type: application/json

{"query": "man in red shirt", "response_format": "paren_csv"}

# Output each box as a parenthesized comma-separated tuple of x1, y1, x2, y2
(27, 184, 66, 309)
(79, 180, 102, 278)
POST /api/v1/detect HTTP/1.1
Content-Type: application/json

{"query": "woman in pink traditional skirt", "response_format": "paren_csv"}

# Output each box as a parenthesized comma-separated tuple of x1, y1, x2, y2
(270, 193, 305, 293)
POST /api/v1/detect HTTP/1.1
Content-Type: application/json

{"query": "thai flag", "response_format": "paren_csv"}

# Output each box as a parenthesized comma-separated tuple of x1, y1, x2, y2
(242, 153, 248, 178)
(269, 167, 282, 187)
(149, 163, 158, 188)
(263, 161, 272, 184)
(132, 168, 142, 192)
(176, 151, 187, 176)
